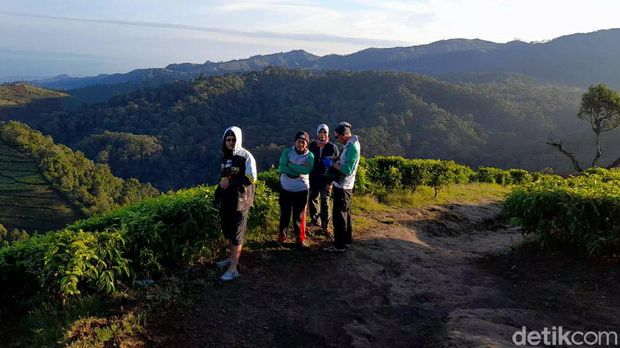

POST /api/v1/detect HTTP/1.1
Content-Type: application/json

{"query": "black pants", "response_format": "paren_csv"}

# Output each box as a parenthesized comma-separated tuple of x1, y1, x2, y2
(308, 185, 331, 229)
(332, 187, 352, 249)
(279, 189, 309, 241)
(220, 208, 249, 246)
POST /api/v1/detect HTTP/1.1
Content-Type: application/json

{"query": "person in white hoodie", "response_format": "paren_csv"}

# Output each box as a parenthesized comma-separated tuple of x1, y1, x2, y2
(214, 126, 257, 281)
(278, 131, 314, 249)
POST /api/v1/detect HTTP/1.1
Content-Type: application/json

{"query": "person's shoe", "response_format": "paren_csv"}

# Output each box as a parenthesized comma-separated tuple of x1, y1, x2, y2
(277, 232, 287, 243)
(297, 240, 311, 250)
(215, 258, 231, 270)
(220, 269, 239, 282)
(309, 220, 320, 227)
(323, 245, 346, 252)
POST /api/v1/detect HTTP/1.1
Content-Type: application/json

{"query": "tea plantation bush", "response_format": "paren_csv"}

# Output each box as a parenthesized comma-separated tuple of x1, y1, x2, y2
(503, 168, 620, 255)
(365, 156, 475, 195)
(0, 182, 278, 311)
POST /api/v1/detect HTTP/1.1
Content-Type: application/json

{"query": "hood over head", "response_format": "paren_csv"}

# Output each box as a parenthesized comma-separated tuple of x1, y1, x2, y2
(222, 126, 244, 155)
(316, 124, 329, 136)
(221, 126, 257, 183)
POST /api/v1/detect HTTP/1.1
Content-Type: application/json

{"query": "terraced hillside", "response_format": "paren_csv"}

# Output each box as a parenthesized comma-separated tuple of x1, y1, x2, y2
(0, 83, 67, 107)
(0, 139, 81, 232)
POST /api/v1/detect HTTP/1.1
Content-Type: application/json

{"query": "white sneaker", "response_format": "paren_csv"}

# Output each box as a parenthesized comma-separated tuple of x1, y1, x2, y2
(220, 269, 239, 282)
(216, 258, 231, 270)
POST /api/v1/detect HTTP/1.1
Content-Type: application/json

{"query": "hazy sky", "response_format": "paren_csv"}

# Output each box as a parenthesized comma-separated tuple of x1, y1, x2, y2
(0, 0, 618, 77)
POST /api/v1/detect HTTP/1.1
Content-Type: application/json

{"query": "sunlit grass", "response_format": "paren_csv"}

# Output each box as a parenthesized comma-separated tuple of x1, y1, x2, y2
(380, 183, 510, 209)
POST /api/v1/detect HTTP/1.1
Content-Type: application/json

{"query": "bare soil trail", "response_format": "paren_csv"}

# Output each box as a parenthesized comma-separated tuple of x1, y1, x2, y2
(148, 199, 620, 347)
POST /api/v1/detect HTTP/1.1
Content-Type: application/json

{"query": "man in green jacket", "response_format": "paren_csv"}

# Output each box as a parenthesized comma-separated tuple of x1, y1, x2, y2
(325, 122, 360, 252)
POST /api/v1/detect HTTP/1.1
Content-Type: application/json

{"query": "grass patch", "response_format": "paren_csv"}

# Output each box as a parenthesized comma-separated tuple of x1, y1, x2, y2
(380, 183, 509, 209)
(18, 293, 143, 348)
(352, 194, 397, 214)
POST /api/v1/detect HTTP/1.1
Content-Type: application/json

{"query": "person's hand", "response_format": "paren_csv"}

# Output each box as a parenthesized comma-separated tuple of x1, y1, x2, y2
(333, 161, 341, 170)
(219, 177, 230, 189)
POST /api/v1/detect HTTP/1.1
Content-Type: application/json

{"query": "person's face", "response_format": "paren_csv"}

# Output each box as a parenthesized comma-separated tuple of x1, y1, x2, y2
(334, 133, 346, 144)
(295, 139, 308, 152)
(225, 136, 236, 150)
(318, 129, 327, 141)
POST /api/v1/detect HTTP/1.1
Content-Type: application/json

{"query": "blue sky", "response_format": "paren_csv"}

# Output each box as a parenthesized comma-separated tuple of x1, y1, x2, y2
(0, 0, 618, 78)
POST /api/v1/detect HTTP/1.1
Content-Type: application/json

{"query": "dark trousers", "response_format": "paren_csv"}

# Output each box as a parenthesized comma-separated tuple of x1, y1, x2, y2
(220, 208, 249, 246)
(308, 185, 331, 229)
(332, 187, 352, 249)
(279, 189, 309, 242)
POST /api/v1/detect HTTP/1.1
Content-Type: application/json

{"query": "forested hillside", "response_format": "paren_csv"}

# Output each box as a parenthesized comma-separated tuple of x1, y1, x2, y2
(16, 69, 602, 190)
(0, 122, 159, 228)
(0, 139, 80, 232)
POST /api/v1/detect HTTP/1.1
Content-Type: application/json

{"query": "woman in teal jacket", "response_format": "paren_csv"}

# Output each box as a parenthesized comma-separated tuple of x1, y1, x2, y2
(278, 131, 314, 249)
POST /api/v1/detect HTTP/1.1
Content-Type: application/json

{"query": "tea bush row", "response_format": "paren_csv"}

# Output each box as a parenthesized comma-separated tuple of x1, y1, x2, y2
(362, 156, 536, 196)
(0, 183, 278, 312)
(503, 168, 620, 256)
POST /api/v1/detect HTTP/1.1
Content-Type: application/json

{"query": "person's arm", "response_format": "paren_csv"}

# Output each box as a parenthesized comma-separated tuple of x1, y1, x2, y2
(337, 144, 359, 176)
(278, 148, 296, 175)
(244, 152, 257, 185)
(332, 143, 340, 159)
(287, 151, 314, 174)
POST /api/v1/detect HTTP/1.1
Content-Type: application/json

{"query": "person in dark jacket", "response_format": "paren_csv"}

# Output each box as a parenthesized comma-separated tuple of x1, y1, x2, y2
(214, 126, 257, 281)
(308, 123, 340, 235)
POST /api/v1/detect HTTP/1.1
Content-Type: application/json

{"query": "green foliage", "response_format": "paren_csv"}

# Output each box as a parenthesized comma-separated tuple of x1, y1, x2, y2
(0, 225, 29, 247)
(0, 139, 82, 232)
(257, 166, 280, 192)
(503, 168, 620, 256)
(21, 69, 584, 189)
(0, 121, 159, 216)
(43, 229, 130, 297)
(509, 169, 532, 185)
(476, 167, 512, 185)
(365, 156, 476, 196)
(353, 157, 371, 194)
(0, 229, 129, 311)
(578, 84, 620, 133)
(67, 186, 222, 277)
(0, 181, 279, 308)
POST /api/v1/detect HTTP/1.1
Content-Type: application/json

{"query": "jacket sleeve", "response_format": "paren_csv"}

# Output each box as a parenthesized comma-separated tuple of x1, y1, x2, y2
(287, 151, 314, 174)
(278, 148, 295, 175)
(332, 143, 340, 159)
(338, 144, 359, 176)
(245, 152, 257, 184)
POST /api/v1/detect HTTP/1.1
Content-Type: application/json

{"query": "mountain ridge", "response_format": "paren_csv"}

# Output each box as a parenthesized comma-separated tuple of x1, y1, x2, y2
(31, 28, 620, 92)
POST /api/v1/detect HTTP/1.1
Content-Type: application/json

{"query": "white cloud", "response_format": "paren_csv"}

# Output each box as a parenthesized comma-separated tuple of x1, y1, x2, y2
(0, 0, 618, 76)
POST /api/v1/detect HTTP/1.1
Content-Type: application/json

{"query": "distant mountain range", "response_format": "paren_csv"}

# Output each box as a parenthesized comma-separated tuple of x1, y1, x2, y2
(31, 28, 620, 92)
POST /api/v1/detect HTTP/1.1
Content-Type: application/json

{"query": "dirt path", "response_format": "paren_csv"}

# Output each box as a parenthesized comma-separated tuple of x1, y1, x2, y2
(147, 200, 620, 347)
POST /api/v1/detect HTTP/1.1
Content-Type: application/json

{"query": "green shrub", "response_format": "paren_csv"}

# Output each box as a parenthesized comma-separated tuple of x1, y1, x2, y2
(476, 167, 512, 185)
(257, 166, 280, 192)
(509, 169, 532, 185)
(0, 181, 279, 307)
(503, 168, 620, 256)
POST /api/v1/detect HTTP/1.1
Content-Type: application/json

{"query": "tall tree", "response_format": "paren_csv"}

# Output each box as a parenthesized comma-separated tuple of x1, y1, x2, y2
(578, 84, 620, 167)
(548, 84, 620, 170)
